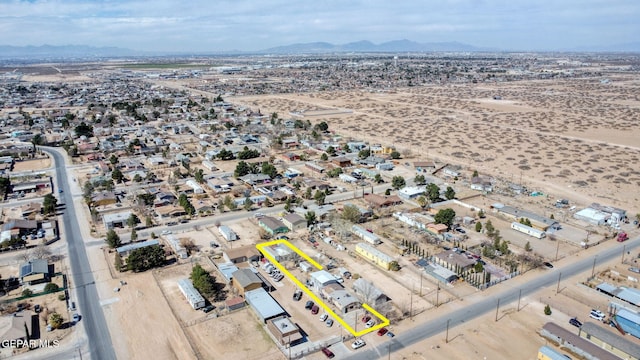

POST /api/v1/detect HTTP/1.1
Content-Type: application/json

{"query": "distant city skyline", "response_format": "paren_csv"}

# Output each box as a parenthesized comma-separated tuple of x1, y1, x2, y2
(1, 0, 639, 53)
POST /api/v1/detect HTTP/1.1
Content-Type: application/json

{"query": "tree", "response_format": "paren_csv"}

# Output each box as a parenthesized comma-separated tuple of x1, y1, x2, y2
(304, 187, 313, 199)
(475, 222, 482, 232)
(43, 193, 58, 215)
(314, 190, 326, 205)
(342, 205, 361, 223)
(320, 153, 329, 161)
(126, 245, 165, 272)
(474, 261, 484, 273)
(114, 252, 123, 272)
(305, 211, 317, 227)
(49, 313, 63, 329)
(358, 149, 371, 159)
(444, 186, 456, 200)
(22, 288, 33, 297)
(112, 168, 124, 183)
(130, 228, 138, 242)
(191, 264, 219, 298)
(44, 283, 59, 293)
(109, 154, 119, 165)
(243, 198, 252, 211)
(544, 304, 552, 315)
(416, 196, 428, 209)
(390, 150, 401, 159)
(478, 209, 485, 218)
(426, 183, 440, 202)
(133, 174, 142, 183)
(472, 170, 479, 178)
(326, 146, 336, 156)
(414, 174, 426, 185)
(194, 169, 205, 184)
(234, 161, 252, 177)
(391, 176, 406, 190)
(74, 122, 94, 138)
(0, 177, 11, 197)
(434, 208, 456, 229)
(373, 174, 383, 184)
(524, 241, 532, 252)
(127, 213, 140, 228)
(105, 230, 121, 249)
(261, 162, 278, 178)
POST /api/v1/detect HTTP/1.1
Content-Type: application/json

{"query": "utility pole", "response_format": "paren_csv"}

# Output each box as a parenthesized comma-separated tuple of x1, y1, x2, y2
(621, 245, 626, 264)
(555, 240, 560, 261)
(556, 272, 562, 294)
(436, 285, 440, 308)
(517, 289, 522, 312)
(420, 273, 423, 297)
(591, 255, 597, 278)
(495, 298, 500, 322)
(445, 319, 450, 343)
(409, 283, 414, 320)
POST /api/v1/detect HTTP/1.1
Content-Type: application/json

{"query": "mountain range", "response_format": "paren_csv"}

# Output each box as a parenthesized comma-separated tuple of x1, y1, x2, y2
(0, 40, 639, 60)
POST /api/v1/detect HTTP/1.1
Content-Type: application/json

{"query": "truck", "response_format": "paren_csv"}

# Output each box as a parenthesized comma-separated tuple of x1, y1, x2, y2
(617, 232, 629, 242)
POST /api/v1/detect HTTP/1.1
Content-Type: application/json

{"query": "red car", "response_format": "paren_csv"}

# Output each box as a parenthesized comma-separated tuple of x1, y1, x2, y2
(362, 315, 371, 323)
(377, 328, 388, 336)
(321, 348, 335, 359)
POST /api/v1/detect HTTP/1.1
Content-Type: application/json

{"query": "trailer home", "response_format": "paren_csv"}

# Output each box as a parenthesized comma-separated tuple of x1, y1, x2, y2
(511, 222, 546, 239)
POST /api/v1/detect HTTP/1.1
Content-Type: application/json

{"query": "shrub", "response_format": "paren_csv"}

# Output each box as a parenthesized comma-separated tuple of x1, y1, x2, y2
(544, 304, 552, 315)
(44, 283, 60, 293)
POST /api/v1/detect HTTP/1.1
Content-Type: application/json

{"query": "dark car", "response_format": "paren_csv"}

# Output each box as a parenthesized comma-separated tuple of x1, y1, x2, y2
(569, 317, 582, 327)
(305, 301, 314, 310)
(377, 328, 388, 336)
(362, 315, 371, 323)
(543, 262, 554, 269)
(311, 305, 319, 315)
(202, 305, 215, 313)
(321, 348, 335, 359)
(293, 290, 303, 301)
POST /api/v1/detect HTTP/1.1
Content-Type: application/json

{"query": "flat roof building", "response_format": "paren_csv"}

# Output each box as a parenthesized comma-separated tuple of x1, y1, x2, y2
(178, 278, 205, 310)
(245, 288, 286, 323)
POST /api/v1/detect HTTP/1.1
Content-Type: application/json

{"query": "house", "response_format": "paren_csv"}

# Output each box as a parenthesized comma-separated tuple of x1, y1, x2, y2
(323, 285, 361, 314)
(427, 223, 448, 234)
(305, 162, 325, 174)
(116, 239, 160, 257)
(414, 161, 436, 173)
(470, 177, 493, 192)
(155, 205, 186, 219)
(282, 213, 306, 231)
(352, 225, 381, 245)
(442, 166, 461, 178)
(91, 191, 118, 206)
(309, 270, 339, 292)
(397, 186, 426, 200)
(352, 278, 391, 307)
(245, 288, 286, 323)
(0, 311, 35, 345)
(332, 156, 352, 168)
(224, 246, 261, 264)
(258, 217, 289, 236)
(579, 322, 640, 360)
(218, 225, 238, 241)
(267, 316, 303, 346)
(260, 243, 295, 263)
(239, 173, 271, 186)
(364, 194, 403, 208)
(19, 259, 51, 285)
(417, 259, 459, 284)
(185, 179, 204, 194)
(433, 249, 476, 273)
(354, 243, 394, 270)
(178, 278, 205, 310)
(231, 268, 263, 296)
(537, 345, 571, 360)
(282, 153, 300, 162)
(492, 204, 558, 231)
(540, 322, 621, 360)
(102, 211, 132, 230)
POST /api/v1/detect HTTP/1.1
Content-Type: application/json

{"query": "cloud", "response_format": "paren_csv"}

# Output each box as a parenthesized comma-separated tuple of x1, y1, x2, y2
(0, 0, 638, 51)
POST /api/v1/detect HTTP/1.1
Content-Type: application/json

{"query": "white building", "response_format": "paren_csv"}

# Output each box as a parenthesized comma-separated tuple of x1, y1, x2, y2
(166, 234, 188, 259)
(218, 225, 238, 241)
(352, 225, 381, 245)
(510, 222, 546, 239)
(178, 278, 205, 310)
(397, 186, 425, 200)
(185, 179, 204, 194)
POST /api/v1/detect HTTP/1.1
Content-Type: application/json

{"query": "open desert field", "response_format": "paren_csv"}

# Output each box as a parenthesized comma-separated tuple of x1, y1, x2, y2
(230, 76, 640, 214)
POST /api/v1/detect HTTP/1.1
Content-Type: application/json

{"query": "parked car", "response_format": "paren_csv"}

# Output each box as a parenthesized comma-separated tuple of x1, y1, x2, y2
(325, 319, 333, 327)
(293, 290, 303, 301)
(361, 315, 371, 323)
(365, 320, 375, 328)
(305, 301, 314, 310)
(72, 313, 80, 322)
(351, 339, 366, 349)
(321, 348, 335, 359)
(569, 317, 582, 327)
(34, 304, 41, 313)
(386, 331, 395, 338)
(590, 310, 605, 321)
(543, 262, 554, 269)
(311, 305, 319, 315)
(377, 328, 388, 336)
(320, 313, 328, 322)
(202, 305, 215, 313)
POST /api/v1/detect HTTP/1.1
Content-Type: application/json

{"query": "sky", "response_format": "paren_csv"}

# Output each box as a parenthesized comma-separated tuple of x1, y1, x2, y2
(0, 0, 639, 52)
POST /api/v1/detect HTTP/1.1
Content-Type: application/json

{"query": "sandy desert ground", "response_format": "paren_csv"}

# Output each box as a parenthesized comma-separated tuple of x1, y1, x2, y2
(230, 76, 640, 214)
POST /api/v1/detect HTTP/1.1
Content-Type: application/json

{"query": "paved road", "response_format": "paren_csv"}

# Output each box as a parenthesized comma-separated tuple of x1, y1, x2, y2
(346, 235, 640, 360)
(46, 147, 117, 360)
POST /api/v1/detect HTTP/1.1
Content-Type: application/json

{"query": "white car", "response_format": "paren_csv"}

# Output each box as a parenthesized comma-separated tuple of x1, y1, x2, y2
(161, 230, 172, 235)
(365, 320, 375, 328)
(590, 310, 605, 321)
(320, 313, 328, 321)
(351, 339, 366, 349)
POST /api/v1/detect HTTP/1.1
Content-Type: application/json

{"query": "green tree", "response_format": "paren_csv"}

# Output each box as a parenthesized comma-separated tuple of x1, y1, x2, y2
(342, 205, 361, 223)
(194, 169, 205, 184)
(444, 186, 456, 200)
(390, 150, 401, 159)
(320, 153, 329, 161)
(304, 211, 317, 227)
(426, 183, 440, 202)
(105, 229, 121, 249)
(191, 264, 219, 298)
(127, 213, 140, 228)
(0, 177, 11, 197)
(49, 313, 63, 329)
(524, 241, 532, 252)
(314, 190, 326, 205)
(304, 187, 313, 199)
(326, 146, 336, 156)
(114, 252, 123, 272)
(44, 283, 59, 293)
(478, 209, 485, 218)
(373, 174, 383, 184)
(112, 168, 125, 183)
(126, 245, 165, 272)
(414, 174, 426, 185)
(434, 208, 456, 229)
(472, 170, 479, 178)
(130, 228, 138, 242)
(243, 197, 252, 211)
(544, 304, 552, 315)
(358, 149, 371, 159)
(261, 162, 278, 178)
(474, 261, 484, 273)
(475, 222, 482, 232)
(417, 195, 428, 208)
(74, 122, 94, 138)
(133, 174, 142, 183)
(22, 288, 33, 297)
(234, 161, 252, 177)
(43, 193, 58, 215)
(391, 176, 406, 190)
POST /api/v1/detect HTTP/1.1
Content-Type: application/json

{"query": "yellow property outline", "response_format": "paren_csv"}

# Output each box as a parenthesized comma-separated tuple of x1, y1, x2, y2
(256, 239, 390, 337)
